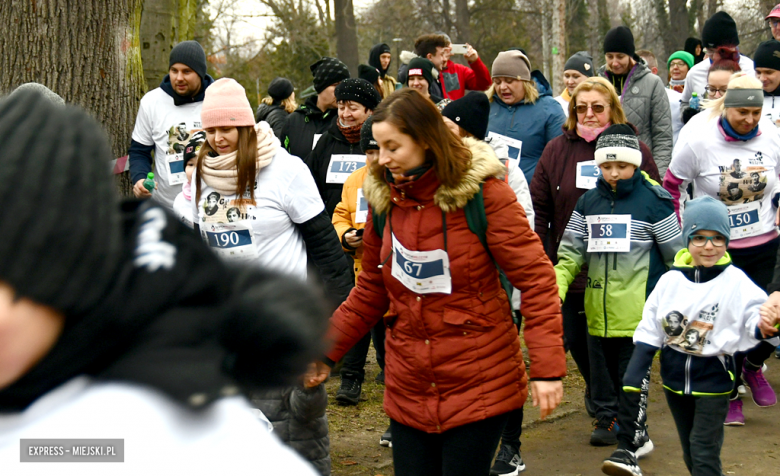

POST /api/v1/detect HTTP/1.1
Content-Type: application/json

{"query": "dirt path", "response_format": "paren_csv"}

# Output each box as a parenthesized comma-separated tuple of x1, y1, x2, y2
(327, 349, 780, 476)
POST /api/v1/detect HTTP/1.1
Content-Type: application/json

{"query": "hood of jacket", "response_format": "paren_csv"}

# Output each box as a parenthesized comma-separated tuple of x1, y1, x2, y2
(400, 50, 417, 65)
(255, 103, 283, 121)
(530, 70, 554, 98)
(293, 95, 333, 119)
(160, 74, 215, 106)
(363, 137, 505, 215)
(369, 43, 392, 78)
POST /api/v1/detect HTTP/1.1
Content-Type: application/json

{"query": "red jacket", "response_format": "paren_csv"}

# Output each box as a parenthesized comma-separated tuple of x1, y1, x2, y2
(326, 140, 565, 433)
(530, 125, 659, 293)
(440, 59, 492, 100)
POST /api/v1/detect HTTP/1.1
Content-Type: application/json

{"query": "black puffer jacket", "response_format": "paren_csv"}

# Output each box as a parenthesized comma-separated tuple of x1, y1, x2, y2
(281, 95, 337, 160)
(255, 103, 289, 139)
(304, 121, 362, 217)
(253, 385, 330, 476)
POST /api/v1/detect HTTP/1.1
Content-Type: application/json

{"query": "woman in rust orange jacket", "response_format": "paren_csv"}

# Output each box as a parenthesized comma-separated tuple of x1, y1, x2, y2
(309, 89, 566, 476)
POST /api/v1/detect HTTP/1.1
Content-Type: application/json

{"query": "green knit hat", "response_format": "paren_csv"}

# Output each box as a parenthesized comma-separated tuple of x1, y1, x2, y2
(667, 51, 694, 70)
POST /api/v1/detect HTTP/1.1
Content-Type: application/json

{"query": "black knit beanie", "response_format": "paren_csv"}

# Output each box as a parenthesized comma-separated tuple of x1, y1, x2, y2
(0, 89, 121, 316)
(169, 40, 208, 80)
(564, 52, 595, 77)
(406, 57, 438, 87)
(310, 57, 351, 93)
(702, 11, 740, 49)
(335, 78, 382, 110)
(441, 92, 490, 140)
(754, 40, 780, 71)
(267, 77, 294, 102)
(360, 115, 379, 153)
(358, 64, 381, 85)
(603, 26, 635, 57)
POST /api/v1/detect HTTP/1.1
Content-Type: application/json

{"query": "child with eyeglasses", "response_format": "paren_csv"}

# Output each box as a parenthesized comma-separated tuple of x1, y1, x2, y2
(555, 124, 683, 462)
(605, 196, 780, 476)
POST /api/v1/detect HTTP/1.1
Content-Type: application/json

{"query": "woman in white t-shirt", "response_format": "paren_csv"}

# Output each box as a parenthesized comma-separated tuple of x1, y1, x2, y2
(192, 78, 353, 296)
(664, 72, 780, 423)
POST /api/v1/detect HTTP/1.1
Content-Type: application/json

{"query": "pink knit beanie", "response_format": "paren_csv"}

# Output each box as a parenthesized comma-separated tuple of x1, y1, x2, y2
(201, 78, 255, 129)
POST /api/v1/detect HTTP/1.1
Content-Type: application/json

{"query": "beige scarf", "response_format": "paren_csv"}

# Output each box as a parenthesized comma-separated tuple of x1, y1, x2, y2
(200, 121, 279, 195)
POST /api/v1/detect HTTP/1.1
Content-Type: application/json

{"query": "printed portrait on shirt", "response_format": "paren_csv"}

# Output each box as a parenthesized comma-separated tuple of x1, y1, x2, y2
(665, 304, 719, 355)
(663, 311, 685, 337)
(201, 193, 256, 225)
(167, 122, 202, 162)
(718, 153, 768, 205)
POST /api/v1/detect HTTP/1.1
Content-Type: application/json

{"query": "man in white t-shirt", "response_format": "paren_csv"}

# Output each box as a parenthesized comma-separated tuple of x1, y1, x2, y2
(680, 12, 755, 108)
(128, 41, 214, 209)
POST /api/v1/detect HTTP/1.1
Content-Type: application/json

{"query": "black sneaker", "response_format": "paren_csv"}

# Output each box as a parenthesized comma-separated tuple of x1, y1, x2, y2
(335, 378, 362, 405)
(375, 370, 385, 384)
(601, 449, 642, 476)
(490, 444, 526, 475)
(590, 417, 619, 446)
(379, 425, 392, 447)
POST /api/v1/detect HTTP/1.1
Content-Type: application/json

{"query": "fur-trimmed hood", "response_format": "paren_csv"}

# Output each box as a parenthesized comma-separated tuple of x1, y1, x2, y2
(363, 137, 506, 215)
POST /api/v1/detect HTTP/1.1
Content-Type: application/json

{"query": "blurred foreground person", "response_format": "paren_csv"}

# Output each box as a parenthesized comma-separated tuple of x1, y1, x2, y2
(0, 90, 326, 474)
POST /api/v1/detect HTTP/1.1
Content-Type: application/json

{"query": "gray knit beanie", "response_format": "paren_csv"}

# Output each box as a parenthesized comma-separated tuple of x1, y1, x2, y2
(0, 89, 121, 316)
(8, 83, 65, 105)
(169, 41, 208, 80)
(683, 196, 731, 246)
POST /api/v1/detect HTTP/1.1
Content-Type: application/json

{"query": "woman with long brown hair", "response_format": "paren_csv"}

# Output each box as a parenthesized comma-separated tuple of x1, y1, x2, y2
(308, 88, 566, 476)
(193, 78, 352, 299)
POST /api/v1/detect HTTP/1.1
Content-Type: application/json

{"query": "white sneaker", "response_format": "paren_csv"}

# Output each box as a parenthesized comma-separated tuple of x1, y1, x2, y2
(635, 438, 654, 459)
(738, 385, 747, 395)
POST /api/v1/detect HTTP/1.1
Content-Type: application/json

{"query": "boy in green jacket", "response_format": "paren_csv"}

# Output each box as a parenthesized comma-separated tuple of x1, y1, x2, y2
(555, 124, 683, 454)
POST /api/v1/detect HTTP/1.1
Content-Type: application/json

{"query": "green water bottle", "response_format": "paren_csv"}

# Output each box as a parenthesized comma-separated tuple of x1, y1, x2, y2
(143, 172, 155, 193)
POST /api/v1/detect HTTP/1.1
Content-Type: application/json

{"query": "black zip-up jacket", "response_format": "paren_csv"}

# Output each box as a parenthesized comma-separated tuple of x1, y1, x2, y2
(281, 95, 337, 161)
(304, 121, 362, 217)
(255, 103, 289, 139)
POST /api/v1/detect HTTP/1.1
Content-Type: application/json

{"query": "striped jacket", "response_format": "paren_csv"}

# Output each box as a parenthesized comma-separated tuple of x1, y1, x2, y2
(555, 169, 683, 337)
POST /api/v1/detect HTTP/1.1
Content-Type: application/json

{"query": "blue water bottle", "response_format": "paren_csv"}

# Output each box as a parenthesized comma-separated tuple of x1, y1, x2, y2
(690, 92, 700, 110)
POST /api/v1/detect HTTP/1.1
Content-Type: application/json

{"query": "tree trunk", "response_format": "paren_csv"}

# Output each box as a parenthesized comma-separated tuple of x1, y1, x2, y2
(334, 0, 359, 75)
(455, 0, 470, 43)
(0, 0, 146, 197)
(551, 0, 566, 94)
(667, 0, 689, 58)
(596, 0, 612, 52)
(141, 0, 177, 88)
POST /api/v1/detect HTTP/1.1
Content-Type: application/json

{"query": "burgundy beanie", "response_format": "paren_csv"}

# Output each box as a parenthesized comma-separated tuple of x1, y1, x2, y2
(201, 78, 255, 129)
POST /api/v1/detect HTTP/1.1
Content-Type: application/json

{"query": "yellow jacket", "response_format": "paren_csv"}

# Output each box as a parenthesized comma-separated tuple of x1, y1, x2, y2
(332, 166, 369, 283)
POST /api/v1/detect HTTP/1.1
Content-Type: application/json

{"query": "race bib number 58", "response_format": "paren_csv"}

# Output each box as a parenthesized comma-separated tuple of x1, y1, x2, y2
(586, 215, 632, 252)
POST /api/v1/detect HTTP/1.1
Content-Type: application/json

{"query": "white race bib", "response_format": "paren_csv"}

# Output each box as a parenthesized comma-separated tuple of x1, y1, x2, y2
(312, 133, 323, 150)
(391, 233, 452, 294)
(167, 153, 187, 185)
(586, 215, 632, 252)
(487, 132, 523, 170)
(202, 221, 258, 262)
(727, 201, 762, 240)
(326, 154, 366, 184)
(355, 188, 368, 224)
(576, 160, 601, 190)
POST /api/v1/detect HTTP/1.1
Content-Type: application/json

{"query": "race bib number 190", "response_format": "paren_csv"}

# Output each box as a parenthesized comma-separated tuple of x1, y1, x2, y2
(202, 222, 258, 262)
(586, 215, 632, 252)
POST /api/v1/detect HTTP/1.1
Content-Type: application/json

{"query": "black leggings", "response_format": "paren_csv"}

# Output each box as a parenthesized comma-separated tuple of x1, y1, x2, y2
(391, 412, 510, 476)
(729, 238, 779, 397)
(665, 390, 729, 476)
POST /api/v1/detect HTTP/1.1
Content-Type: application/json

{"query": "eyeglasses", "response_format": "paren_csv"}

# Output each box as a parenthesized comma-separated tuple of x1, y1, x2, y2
(705, 85, 728, 95)
(669, 61, 687, 68)
(575, 104, 607, 114)
(769, 19, 780, 27)
(689, 234, 727, 247)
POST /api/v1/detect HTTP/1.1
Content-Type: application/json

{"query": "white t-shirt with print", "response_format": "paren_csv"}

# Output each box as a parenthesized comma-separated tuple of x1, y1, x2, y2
(173, 189, 194, 229)
(193, 148, 324, 279)
(131, 88, 203, 210)
(763, 95, 780, 128)
(669, 112, 780, 243)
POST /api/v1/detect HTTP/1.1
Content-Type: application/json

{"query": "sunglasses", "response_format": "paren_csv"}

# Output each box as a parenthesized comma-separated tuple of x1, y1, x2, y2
(575, 104, 607, 114)
(689, 234, 727, 247)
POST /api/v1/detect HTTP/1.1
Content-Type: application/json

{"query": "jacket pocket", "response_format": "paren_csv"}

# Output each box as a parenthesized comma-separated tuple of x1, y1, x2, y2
(442, 307, 495, 332)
